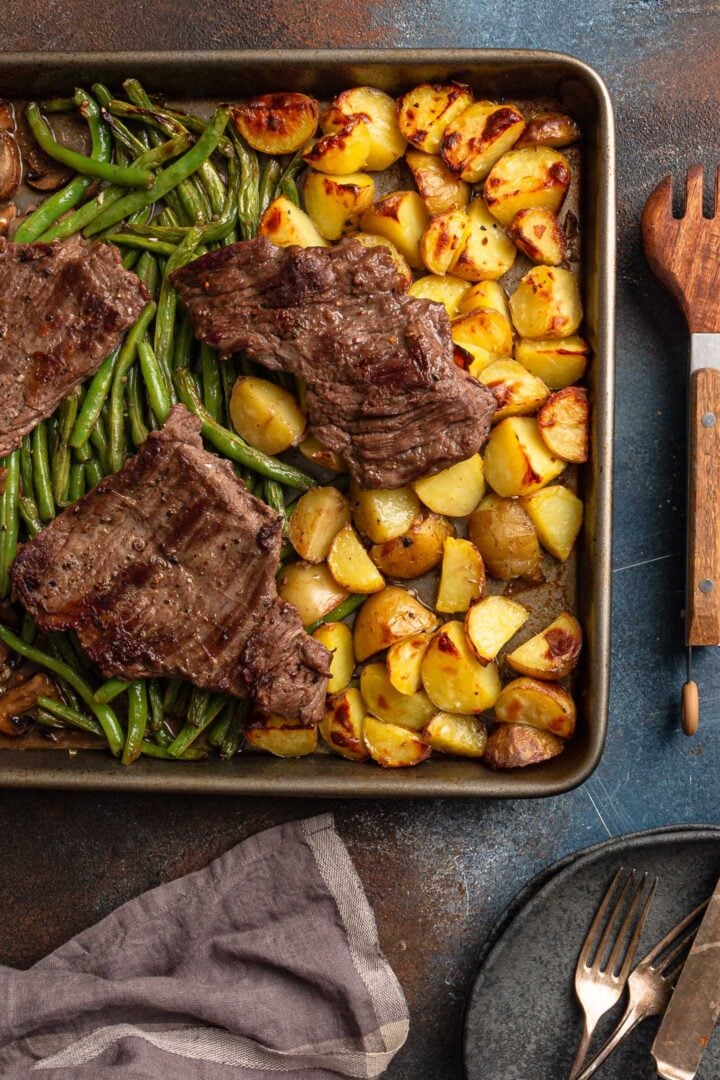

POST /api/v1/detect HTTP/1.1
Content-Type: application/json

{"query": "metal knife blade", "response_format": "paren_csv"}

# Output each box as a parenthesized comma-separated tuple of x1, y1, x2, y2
(652, 875, 720, 1079)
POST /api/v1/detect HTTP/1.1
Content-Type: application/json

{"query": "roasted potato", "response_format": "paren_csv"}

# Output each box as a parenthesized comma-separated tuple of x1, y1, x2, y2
(363, 715, 431, 768)
(474, 359, 549, 420)
(288, 487, 351, 563)
(458, 280, 511, 321)
(406, 149, 471, 215)
(420, 208, 470, 275)
(464, 595, 529, 663)
(436, 537, 485, 614)
(468, 493, 543, 581)
(483, 146, 571, 226)
(522, 484, 583, 561)
(494, 676, 576, 738)
(259, 195, 329, 249)
(312, 621, 355, 694)
(245, 711, 318, 757)
(397, 82, 475, 154)
(483, 722, 564, 769)
(514, 336, 589, 389)
(349, 231, 413, 285)
(482, 417, 566, 497)
(441, 101, 526, 182)
(386, 632, 432, 695)
(508, 208, 566, 266)
(506, 612, 583, 680)
(408, 273, 471, 318)
(509, 266, 583, 340)
(303, 116, 371, 174)
(537, 387, 589, 462)
(350, 483, 421, 544)
(360, 662, 436, 730)
(277, 561, 348, 626)
(328, 524, 385, 593)
(452, 307, 514, 373)
(451, 197, 517, 282)
(231, 93, 319, 154)
(424, 711, 488, 757)
(413, 454, 486, 517)
(298, 434, 347, 473)
(353, 586, 439, 661)
(230, 376, 306, 455)
(326, 86, 407, 170)
(370, 512, 454, 579)
(359, 190, 430, 269)
(515, 111, 581, 149)
(304, 171, 375, 241)
(421, 620, 501, 714)
(320, 687, 369, 761)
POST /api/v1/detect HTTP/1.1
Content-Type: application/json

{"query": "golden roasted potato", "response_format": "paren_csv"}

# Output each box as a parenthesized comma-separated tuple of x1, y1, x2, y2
(452, 306, 514, 373)
(408, 273, 471, 318)
(424, 711, 488, 757)
(484, 146, 571, 226)
(303, 170, 375, 241)
(328, 524, 385, 594)
(360, 662, 436, 730)
(483, 416, 566, 497)
(537, 387, 589, 463)
(420, 208, 470, 275)
(522, 485, 583, 561)
(441, 101, 525, 182)
(370, 512, 454, 579)
(464, 595, 529, 663)
(386, 632, 432, 695)
(277, 561, 348, 626)
(359, 190, 430, 269)
(298, 434, 347, 473)
(363, 715, 431, 768)
(413, 454, 486, 517)
(494, 676, 576, 737)
(327, 86, 407, 170)
(468, 493, 543, 581)
(230, 376, 306, 455)
(353, 586, 439, 661)
(452, 197, 517, 282)
(458, 280, 511, 320)
(303, 116, 371, 174)
(474, 358, 549, 420)
(350, 483, 421, 544)
(320, 687, 369, 761)
(397, 81, 475, 154)
(483, 722, 564, 769)
(509, 266, 583, 340)
(231, 93, 319, 154)
(514, 336, 589, 389)
(288, 487, 351, 563)
(259, 195, 329, 249)
(508, 208, 566, 266)
(436, 537, 485, 614)
(349, 231, 413, 285)
(422, 620, 501, 714)
(312, 621, 355, 694)
(515, 111, 581, 149)
(406, 149, 471, 215)
(245, 711, 318, 757)
(506, 612, 583, 680)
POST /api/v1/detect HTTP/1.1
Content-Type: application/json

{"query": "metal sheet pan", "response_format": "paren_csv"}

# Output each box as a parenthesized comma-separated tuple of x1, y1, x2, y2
(0, 49, 615, 797)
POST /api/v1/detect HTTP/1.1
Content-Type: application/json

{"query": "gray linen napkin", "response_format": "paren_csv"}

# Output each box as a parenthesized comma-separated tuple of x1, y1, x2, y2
(0, 814, 408, 1078)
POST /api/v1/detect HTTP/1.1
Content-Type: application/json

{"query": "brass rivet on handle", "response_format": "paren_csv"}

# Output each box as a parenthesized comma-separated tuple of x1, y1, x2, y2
(699, 578, 714, 593)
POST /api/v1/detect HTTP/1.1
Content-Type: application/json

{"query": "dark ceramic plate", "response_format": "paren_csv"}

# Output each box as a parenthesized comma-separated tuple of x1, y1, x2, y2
(464, 826, 720, 1079)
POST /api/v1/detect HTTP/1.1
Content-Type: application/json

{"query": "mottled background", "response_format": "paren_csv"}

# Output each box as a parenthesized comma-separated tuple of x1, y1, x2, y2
(4, 3, 720, 1077)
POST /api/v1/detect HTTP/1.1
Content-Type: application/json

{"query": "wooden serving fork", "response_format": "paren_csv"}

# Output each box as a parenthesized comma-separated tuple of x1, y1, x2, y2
(643, 166, 720, 734)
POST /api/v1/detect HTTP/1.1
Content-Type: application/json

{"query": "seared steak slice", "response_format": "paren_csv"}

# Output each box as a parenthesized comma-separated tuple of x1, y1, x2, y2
(11, 406, 330, 724)
(0, 236, 147, 456)
(172, 237, 497, 489)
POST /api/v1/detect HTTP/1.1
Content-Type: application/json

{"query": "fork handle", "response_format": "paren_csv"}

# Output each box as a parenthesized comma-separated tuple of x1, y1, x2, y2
(687, 365, 720, 645)
(574, 1004, 644, 1080)
(568, 1019, 595, 1080)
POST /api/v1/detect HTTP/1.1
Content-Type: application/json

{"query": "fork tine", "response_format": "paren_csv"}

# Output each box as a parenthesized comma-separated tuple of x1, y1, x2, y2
(576, 867, 626, 970)
(641, 899, 709, 968)
(685, 164, 704, 217)
(605, 872, 649, 975)
(590, 869, 637, 971)
(656, 924, 701, 977)
(616, 876, 657, 982)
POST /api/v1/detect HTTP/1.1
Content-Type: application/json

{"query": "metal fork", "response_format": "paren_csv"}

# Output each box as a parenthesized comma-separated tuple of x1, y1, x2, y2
(568, 868, 657, 1079)
(575, 899, 709, 1080)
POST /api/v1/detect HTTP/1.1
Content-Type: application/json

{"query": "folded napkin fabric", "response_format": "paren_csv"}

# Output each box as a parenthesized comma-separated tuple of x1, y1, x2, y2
(0, 814, 408, 1078)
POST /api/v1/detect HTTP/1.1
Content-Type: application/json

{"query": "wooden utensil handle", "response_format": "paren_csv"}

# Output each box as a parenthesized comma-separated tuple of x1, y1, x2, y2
(688, 367, 720, 644)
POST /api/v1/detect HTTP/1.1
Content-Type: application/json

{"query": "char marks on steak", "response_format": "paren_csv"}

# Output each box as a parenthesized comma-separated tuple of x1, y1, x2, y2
(171, 237, 497, 488)
(0, 236, 147, 455)
(11, 406, 330, 724)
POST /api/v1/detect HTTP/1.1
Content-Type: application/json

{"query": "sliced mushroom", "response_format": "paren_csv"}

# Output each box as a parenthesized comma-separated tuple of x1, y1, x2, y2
(0, 672, 59, 736)
(0, 132, 21, 201)
(0, 101, 15, 133)
(0, 203, 15, 236)
(25, 146, 72, 192)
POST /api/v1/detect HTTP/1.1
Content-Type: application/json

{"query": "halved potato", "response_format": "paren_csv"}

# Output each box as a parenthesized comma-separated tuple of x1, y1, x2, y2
(515, 336, 589, 389)
(452, 197, 517, 282)
(483, 417, 566, 497)
(304, 171, 375, 241)
(350, 483, 421, 544)
(312, 621, 355, 694)
(436, 537, 485, 614)
(474, 358, 549, 420)
(328, 524, 385, 593)
(483, 722, 564, 769)
(245, 712, 318, 757)
(420, 208, 470, 275)
(422, 621, 501, 714)
(353, 586, 439, 661)
(494, 676, 576, 738)
(360, 662, 436, 730)
(406, 149, 471, 215)
(509, 266, 583, 340)
(508, 207, 566, 265)
(397, 82, 475, 154)
(348, 231, 413, 285)
(277, 561, 348, 626)
(458, 280, 511, 320)
(506, 612, 583, 680)
(231, 93, 319, 154)
(303, 116, 371, 174)
(230, 376, 306, 455)
(288, 487, 351, 563)
(537, 387, 589, 462)
(424, 711, 488, 757)
(259, 195, 329, 249)
(515, 111, 581, 149)
(359, 190, 430, 269)
(452, 306, 514, 373)
(441, 101, 525, 182)
(522, 485, 583, 561)
(465, 595, 529, 663)
(484, 146, 571, 226)
(320, 687, 368, 761)
(408, 274, 471, 318)
(413, 454, 486, 518)
(298, 434, 347, 473)
(327, 86, 407, 170)
(468, 493, 543, 581)
(386, 632, 432, 695)
(363, 715, 431, 768)
(370, 512, 454, 579)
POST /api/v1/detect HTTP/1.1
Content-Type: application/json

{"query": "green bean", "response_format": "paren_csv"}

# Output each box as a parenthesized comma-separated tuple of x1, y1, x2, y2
(108, 302, 157, 474)
(122, 681, 148, 765)
(280, 177, 300, 207)
(220, 701, 248, 759)
(0, 451, 20, 596)
(264, 479, 286, 517)
(153, 720, 175, 747)
(94, 677, 130, 704)
(200, 344, 223, 423)
(102, 234, 177, 257)
(174, 312, 194, 371)
(31, 423, 55, 522)
(19, 436, 34, 500)
(20, 612, 36, 644)
(51, 389, 80, 506)
(259, 158, 282, 216)
(122, 250, 140, 271)
(148, 679, 164, 733)
(18, 495, 42, 538)
(209, 702, 233, 748)
(140, 739, 207, 761)
(136, 252, 160, 298)
(305, 593, 368, 634)
(93, 82, 150, 151)
(152, 228, 202, 400)
(85, 458, 104, 489)
(49, 630, 91, 679)
(37, 696, 103, 737)
(41, 96, 75, 113)
(70, 345, 120, 449)
(137, 340, 171, 424)
(167, 692, 226, 757)
(89, 418, 110, 474)
(230, 131, 261, 240)
(74, 87, 113, 161)
(125, 366, 149, 447)
(67, 463, 86, 503)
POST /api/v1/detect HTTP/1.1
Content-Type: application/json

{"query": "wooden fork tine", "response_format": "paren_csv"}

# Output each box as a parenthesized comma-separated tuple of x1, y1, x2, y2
(615, 876, 657, 982)
(685, 165, 704, 217)
(577, 867, 626, 969)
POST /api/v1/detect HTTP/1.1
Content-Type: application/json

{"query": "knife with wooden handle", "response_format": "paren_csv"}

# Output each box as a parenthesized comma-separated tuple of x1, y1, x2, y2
(652, 875, 720, 1078)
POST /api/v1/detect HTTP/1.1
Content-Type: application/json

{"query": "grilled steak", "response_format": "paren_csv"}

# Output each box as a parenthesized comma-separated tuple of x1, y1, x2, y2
(0, 236, 147, 456)
(171, 237, 497, 488)
(11, 406, 330, 724)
